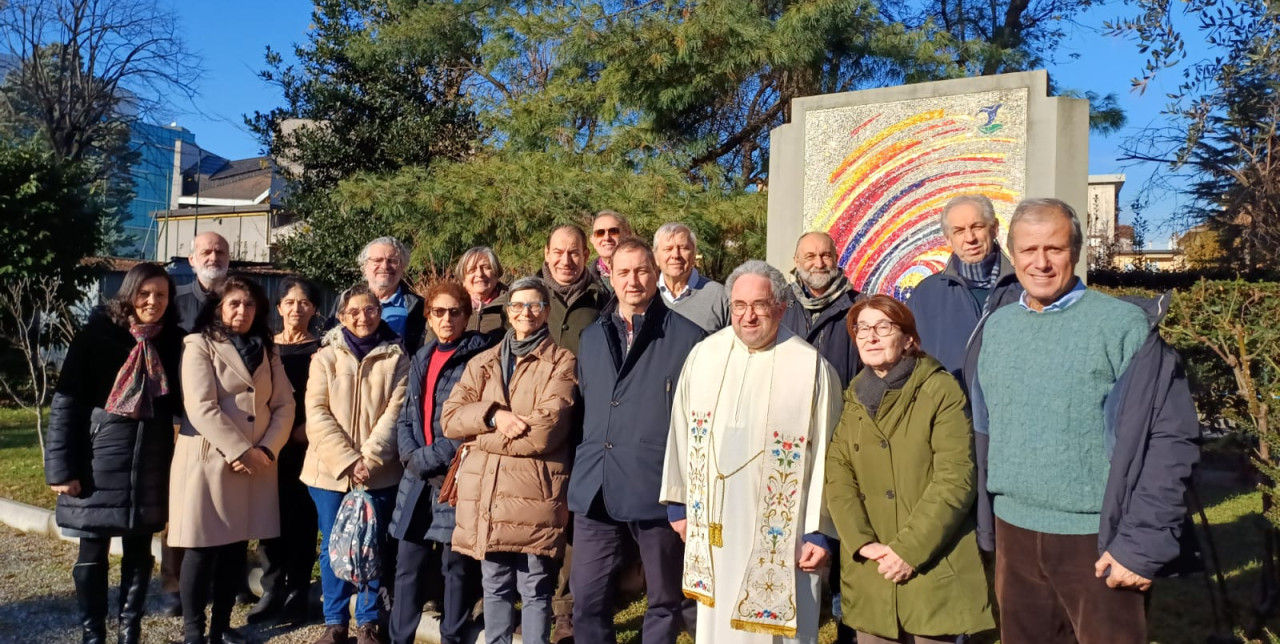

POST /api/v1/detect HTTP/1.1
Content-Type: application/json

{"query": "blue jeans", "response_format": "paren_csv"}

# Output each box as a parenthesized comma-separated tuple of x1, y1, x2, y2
(309, 485, 396, 626)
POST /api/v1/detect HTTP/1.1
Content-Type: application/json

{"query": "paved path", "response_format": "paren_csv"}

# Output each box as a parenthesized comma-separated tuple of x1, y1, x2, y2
(0, 524, 328, 643)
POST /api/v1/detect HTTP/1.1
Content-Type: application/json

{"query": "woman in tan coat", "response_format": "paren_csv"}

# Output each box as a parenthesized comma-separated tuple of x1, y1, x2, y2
(170, 275, 295, 644)
(442, 277, 576, 644)
(304, 283, 408, 644)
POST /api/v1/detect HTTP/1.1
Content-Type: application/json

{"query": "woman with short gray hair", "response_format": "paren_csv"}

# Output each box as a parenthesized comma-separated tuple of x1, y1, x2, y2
(442, 276, 576, 644)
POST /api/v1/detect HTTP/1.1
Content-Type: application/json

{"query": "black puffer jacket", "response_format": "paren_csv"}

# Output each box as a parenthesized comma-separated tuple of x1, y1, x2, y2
(45, 308, 183, 535)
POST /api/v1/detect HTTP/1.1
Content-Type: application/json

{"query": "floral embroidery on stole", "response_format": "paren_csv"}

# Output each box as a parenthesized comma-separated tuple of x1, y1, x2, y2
(680, 332, 820, 637)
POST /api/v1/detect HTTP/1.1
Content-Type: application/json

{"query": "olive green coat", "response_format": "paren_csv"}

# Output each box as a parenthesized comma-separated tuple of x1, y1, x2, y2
(825, 355, 994, 639)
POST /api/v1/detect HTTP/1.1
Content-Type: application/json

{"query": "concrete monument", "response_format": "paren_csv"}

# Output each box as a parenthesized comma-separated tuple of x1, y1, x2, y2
(767, 70, 1089, 298)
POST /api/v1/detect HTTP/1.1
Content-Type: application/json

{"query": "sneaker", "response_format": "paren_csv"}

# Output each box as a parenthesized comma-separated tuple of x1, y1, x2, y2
(313, 624, 349, 644)
(354, 623, 385, 644)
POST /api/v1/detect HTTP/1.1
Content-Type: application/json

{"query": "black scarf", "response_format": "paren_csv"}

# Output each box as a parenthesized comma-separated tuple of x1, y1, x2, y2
(499, 326, 550, 392)
(343, 324, 399, 362)
(541, 263, 593, 307)
(228, 333, 265, 374)
(854, 355, 917, 419)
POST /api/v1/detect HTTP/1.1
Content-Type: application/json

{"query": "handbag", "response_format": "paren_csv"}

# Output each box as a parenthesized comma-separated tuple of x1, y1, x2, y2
(438, 443, 471, 507)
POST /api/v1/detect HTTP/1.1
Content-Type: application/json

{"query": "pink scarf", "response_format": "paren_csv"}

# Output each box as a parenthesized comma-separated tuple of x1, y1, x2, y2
(103, 323, 169, 419)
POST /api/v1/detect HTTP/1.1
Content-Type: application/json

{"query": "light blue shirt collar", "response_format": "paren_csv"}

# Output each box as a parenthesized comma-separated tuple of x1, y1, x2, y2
(1018, 278, 1085, 313)
(659, 268, 701, 303)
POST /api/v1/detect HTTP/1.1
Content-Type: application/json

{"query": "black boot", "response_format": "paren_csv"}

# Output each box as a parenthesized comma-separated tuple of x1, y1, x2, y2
(277, 587, 310, 625)
(245, 591, 282, 625)
(72, 562, 109, 644)
(117, 554, 153, 644)
(208, 581, 246, 644)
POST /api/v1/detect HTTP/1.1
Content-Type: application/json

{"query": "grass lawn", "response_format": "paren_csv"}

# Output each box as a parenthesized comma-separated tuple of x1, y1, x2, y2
(0, 407, 52, 509)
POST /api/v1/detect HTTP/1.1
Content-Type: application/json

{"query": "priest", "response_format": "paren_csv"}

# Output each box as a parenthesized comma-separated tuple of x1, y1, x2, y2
(660, 259, 842, 644)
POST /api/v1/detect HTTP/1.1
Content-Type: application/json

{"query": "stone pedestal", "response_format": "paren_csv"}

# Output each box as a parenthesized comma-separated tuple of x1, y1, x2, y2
(767, 70, 1089, 297)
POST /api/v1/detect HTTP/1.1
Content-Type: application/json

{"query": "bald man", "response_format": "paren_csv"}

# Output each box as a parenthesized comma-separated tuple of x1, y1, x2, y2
(781, 232, 863, 387)
(175, 231, 230, 333)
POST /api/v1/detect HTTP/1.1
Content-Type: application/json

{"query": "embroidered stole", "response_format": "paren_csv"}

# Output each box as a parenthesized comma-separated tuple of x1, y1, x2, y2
(680, 331, 820, 638)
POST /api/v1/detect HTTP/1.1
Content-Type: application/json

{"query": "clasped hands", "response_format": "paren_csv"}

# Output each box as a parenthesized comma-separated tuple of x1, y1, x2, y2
(231, 447, 272, 475)
(490, 409, 531, 440)
(859, 542, 915, 584)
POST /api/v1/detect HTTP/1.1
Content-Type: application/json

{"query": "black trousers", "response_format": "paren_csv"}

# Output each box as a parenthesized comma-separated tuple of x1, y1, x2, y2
(570, 495, 695, 644)
(392, 535, 479, 644)
(258, 443, 318, 597)
(180, 541, 247, 640)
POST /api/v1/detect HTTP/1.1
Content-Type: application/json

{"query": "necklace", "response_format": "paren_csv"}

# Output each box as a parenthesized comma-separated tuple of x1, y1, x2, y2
(704, 341, 774, 548)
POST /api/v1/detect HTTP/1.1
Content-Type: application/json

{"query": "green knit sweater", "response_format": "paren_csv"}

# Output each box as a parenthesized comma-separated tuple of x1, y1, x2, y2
(978, 289, 1148, 535)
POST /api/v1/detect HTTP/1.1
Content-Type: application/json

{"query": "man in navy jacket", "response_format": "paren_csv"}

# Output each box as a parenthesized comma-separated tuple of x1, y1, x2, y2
(569, 238, 706, 644)
(906, 194, 1021, 382)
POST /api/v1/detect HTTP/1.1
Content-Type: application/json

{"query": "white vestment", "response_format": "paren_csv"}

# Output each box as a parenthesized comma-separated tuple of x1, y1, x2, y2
(660, 327, 842, 644)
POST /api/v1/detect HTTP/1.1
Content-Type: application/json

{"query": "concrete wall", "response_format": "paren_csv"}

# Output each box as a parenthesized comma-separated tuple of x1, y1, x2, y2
(768, 70, 1090, 295)
(154, 211, 275, 262)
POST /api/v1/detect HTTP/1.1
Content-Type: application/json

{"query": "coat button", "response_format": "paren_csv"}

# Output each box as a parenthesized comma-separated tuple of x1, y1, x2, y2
(853, 443, 859, 452)
(246, 415, 255, 423)
(604, 442, 614, 449)
(246, 386, 254, 393)
(879, 440, 888, 449)
(885, 490, 895, 500)
(610, 400, 620, 407)
(857, 493, 866, 501)
(562, 324, 569, 330)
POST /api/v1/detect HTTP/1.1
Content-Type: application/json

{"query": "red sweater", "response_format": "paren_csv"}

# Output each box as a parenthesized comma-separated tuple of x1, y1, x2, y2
(421, 345, 457, 445)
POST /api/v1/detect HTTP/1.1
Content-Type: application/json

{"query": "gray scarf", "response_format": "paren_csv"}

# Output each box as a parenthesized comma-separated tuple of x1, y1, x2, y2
(499, 326, 550, 393)
(854, 355, 917, 419)
(541, 263, 593, 308)
(790, 270, 852, 317)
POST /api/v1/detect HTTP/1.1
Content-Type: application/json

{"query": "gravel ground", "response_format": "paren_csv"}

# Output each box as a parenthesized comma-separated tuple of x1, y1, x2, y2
(0, 525, 330, 644)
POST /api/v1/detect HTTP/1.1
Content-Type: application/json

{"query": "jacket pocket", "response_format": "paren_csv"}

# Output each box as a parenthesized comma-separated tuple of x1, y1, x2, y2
(538, 460, 554, 500)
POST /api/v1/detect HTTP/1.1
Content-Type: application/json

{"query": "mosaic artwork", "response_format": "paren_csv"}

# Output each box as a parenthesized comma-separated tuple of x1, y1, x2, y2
(803, 89, 1028, 298)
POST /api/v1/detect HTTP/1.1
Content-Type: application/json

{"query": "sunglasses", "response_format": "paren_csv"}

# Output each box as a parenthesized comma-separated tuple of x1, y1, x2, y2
(593, 227, 622, 238)
(429, 307, 464, 318)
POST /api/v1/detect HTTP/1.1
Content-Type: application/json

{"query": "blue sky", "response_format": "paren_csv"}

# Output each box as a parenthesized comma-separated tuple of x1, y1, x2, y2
(167, 1, 1201, 240)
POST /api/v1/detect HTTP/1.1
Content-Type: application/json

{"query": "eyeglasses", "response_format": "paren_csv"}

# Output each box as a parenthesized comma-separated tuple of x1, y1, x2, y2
(593, 227, 622, 238)
(430, 307, 464, 318)
(854, 320, 900, 338)
(507, 301, 548, 314)
(343, 306, 380, 319)
(366, 256, 401, 267)
(729, 300, 775, 316)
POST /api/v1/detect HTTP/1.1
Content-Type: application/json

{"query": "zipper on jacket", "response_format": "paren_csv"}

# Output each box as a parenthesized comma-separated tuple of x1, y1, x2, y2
(128, 418, 145, 530)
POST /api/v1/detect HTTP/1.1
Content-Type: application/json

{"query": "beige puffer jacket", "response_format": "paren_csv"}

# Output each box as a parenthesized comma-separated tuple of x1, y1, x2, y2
(301, 327, 409, 492)
(441, 336, 577, 559)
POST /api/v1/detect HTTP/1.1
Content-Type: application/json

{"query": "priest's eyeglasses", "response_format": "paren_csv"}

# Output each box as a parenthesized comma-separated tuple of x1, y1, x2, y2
(854, 321, 900, 338)
(507, 301, 548, 314)
(730, 300, 774, 316)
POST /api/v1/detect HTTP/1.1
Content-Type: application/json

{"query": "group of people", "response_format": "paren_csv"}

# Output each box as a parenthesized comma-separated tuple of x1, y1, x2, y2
(44, 197, 1199, 644)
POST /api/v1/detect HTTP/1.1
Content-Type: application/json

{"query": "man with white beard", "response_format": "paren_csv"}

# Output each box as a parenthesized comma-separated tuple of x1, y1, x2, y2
(780, 232, 862, 388)
(175, 231, 231, 333)
(162, 231, 233, 616)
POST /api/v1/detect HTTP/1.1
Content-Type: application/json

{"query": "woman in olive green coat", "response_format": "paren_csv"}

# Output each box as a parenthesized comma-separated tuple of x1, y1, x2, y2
(825, 295, 994, 643)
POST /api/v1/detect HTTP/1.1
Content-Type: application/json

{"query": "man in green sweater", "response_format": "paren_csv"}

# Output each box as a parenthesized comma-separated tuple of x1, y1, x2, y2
(975, 198, 1153, 644)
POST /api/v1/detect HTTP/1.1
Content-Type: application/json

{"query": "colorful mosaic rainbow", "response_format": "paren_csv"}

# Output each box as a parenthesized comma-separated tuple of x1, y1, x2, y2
(803, 89, 1028, 298)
